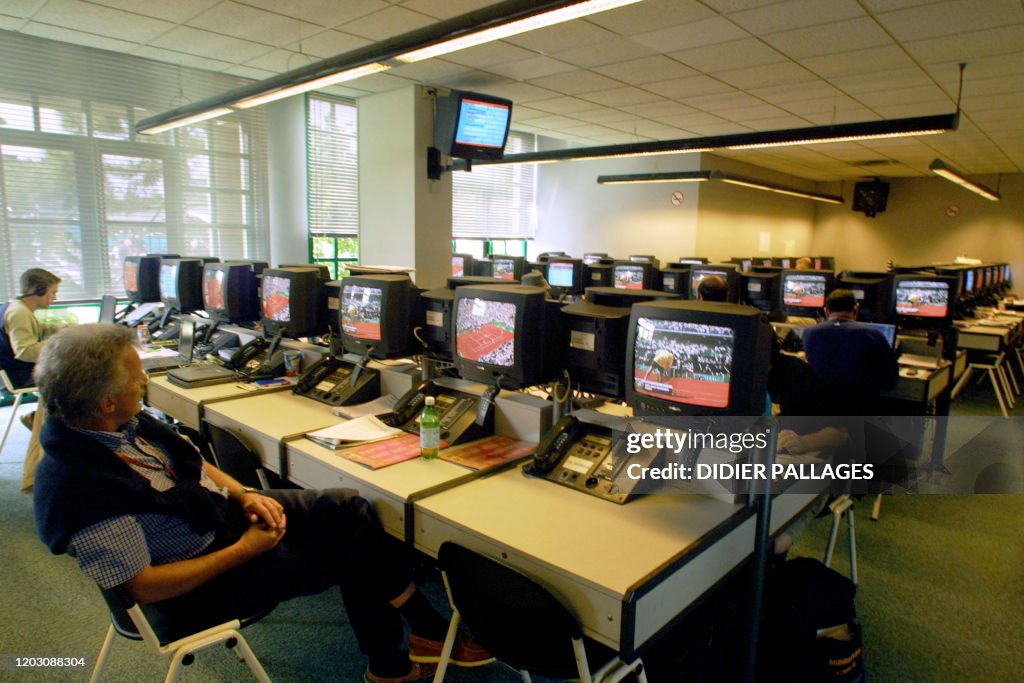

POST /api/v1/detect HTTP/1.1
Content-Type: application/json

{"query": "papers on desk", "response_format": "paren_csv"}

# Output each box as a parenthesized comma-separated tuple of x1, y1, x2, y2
(336, 433, 421, 469)
(137, 346, 179, 359)
(898, 353, 942, 369)
(306, 415, 402, 449)
(331, 394, 397, 420)
(439, 435, 537, 471)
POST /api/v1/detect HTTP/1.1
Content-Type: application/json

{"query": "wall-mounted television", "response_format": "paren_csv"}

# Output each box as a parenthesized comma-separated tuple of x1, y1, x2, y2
(434, 90, 513, 161)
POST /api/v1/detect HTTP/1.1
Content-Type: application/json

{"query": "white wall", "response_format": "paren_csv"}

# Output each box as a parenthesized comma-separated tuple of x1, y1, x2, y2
(535, 154, 702, 263)
(813, 174, 1024, 279)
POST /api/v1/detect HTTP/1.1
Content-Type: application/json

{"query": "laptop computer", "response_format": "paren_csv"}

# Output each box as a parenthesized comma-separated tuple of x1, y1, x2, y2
(141, 317, 195, 372)
(859, 322, 897, 349)
(166, 362, 237, 388)
(99, 295, 117, 324)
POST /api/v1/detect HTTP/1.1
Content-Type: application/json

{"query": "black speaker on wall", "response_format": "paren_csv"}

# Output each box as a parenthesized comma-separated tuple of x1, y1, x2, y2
(852, 180, 890, 218)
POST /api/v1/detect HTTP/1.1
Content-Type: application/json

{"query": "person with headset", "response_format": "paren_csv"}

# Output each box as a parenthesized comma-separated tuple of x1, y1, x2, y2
(1, 268, 64, 493)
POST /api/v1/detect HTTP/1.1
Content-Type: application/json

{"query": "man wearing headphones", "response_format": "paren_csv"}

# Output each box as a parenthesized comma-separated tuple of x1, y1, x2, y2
(1, 268, 63, 492)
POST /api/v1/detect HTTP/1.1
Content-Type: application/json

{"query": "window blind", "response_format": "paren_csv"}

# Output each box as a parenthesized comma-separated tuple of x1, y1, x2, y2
(0, 30, 269, 302)
(307, 94, 358, 237)
(452, 131, 536, 239)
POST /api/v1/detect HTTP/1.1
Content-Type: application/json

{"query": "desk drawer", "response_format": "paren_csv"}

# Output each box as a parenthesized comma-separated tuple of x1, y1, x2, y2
(146, 383, 200, 430)
(286, 448, 406, 539)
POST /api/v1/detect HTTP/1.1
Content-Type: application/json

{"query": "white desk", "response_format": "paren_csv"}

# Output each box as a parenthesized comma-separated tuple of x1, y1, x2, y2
(286, 438, 482, 541)
(957, 323, 1013, 352)
(145, 374, 292, 431)
(202, 392, 339, 475)
(414, 467, 816, 659)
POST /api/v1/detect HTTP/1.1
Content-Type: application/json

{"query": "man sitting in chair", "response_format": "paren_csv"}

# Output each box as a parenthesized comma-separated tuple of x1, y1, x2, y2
(32, 324, 491, 683)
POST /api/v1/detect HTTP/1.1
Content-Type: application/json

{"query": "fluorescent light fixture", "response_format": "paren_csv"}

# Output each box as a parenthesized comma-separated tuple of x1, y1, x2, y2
(137, 107, 235, 135)
(395, 0, 643, 63)
(136, 1, 639, 135)
(596, 171, 712, 184)
(597, 169, 844, 204)
(929, 158, 1001, 201)
(482, 113, 960, 165)
(234, 63, 392, 109)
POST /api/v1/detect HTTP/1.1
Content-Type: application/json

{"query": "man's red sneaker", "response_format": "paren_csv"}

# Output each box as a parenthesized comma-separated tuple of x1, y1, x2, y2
(409, 632, 496, 668)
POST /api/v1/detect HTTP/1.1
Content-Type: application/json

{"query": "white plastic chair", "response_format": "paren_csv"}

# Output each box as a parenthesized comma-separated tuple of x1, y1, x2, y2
(0, 369, 36, 454)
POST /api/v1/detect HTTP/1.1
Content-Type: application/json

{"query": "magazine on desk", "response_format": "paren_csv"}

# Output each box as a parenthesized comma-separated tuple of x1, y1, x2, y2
(305, 415, 403, 449)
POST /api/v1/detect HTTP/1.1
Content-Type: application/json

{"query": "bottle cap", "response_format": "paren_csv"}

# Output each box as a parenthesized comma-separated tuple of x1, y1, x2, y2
(425, 396, 435, 406)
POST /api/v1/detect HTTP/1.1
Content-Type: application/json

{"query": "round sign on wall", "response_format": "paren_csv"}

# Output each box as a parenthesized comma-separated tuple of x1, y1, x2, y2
(945, 204, 960, 217)
(670, 191, 684, 206)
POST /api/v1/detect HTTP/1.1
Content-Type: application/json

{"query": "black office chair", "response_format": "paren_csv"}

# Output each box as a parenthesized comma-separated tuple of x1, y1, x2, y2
(205, 422, 270, 490)
(91, 585, 273, 683)
(433, 542, 647, 683)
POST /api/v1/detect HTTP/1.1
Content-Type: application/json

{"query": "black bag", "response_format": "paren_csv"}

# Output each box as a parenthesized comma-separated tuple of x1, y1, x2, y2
(760, 557, 865, 682)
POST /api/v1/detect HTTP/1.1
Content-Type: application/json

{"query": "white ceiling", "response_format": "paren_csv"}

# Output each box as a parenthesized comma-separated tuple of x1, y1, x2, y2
(4, 0, 1023, 182)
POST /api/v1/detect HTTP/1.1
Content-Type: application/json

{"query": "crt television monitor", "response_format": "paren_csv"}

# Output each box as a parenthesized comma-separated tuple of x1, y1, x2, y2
(451, 253, 475, 278)
(561, 300, 631, 399)
(260, 267, 325, 339)
(781, 270, 834, 317)
(452, 284, 559, 389)
(837, 271, 892, 323)
(159, 258, 204, 312)
(546, 259, 584, 296)
(339, 273, 415, 359)
(626, 300, 773, 418)
(434, 90, 513, 161)
(124, 255, 161, 303)
(203, 262, 261, 323)
(688, 264, 740, 302)
(612, 261, 656, 290)
(892, 275, 955, 327)
(659, 267, 691, 295)
(741, 271, 784, 321)
(490, 255, 524, 281)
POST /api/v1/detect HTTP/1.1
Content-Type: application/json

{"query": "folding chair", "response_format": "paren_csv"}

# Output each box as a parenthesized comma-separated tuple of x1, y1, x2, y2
(205, 421, 270, 490)
(434, 542, 647, 683)
(1, 368, 36, 454)
(90, 585, 273, 683)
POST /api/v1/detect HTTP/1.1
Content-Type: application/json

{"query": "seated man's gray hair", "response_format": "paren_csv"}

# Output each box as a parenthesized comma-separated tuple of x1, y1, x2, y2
(34, 324, 136, 427)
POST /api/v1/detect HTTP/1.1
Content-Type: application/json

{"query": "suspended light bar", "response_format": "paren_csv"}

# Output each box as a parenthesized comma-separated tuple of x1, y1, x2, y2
(929, 158, 1001, 201)
(136, 0, 641, 135)
(597, 169, 844, 204)
(596, 171, 713, 184)
(481, 113, 960, 165)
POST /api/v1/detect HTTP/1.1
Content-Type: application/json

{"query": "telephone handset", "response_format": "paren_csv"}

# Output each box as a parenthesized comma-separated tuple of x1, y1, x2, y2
(248, 349, 286, 380)
(390, 380, 433, 427)
(524, 415, 583, 476)
(227, 337, 268, 370)
(297, 356, 345, 393)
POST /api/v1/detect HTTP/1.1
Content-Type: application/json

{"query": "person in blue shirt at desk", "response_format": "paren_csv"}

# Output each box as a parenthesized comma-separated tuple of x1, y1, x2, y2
(32, 324, 492, 683)
(801, 289, 898, 415)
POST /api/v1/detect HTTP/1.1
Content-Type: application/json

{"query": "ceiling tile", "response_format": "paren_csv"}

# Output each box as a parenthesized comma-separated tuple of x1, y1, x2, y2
(443, 41, 538, 69)
(0, 14, 24, 30)
(241, 0, 387, 28)
(528, 96, 607, 115)
(88, 0, 219, 24)
(728, 0, 866, 35)
(631, 16, 749, 53)
(528, 70, 624, 96)
(876, 0, 1022, 42)
(571, 108, 640, 124)
(714, 62, 816, 90)
(604, 120, 691, 138)
(741, 114, 814, 129)
(21, 23, 139, 52)
(668, 37, 787, 73)
(829, 67, 936, 95)
(150, 25, 271, 62)
(472, 81, 558, 104)
(527, 114, 587, 130)
(132, 45, 235, 72)
(643, 74, 735, 99)
(485, 56, 577, 81)
(762, 17, 892, 59)
(585, 0, 716, 36)
(684, 90, 764, 112)
(388, 59, 472, 82)
(188, 2, 321, 45)
(503, 20, 617, 54)
(224, 64, 276, 80)
(285, 30, 372, 59)
(33, 0, 174, 43)
(618, 100, 697, 118)
(341, 5, 435, 41)
(578, 86, 664, 108)
(550, 36, 657, 68)
(341, 72, 417, 93)
(593, 55, 697, 85)
(800, 45, 916, 79)
(400, 0, 499, 20)
(748, 80, 841, 105)
(904, 24, 1024, 63)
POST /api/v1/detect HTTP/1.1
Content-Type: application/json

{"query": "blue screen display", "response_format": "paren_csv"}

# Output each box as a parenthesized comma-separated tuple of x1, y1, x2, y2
(548, 262, 575, 287)
(455, 98, 510, 149)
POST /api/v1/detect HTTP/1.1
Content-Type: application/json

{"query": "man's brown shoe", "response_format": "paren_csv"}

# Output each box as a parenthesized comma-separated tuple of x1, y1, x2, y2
(364, 661, 437, 683)
(409, 632, 495, 668)
(19, 410, 35, 431)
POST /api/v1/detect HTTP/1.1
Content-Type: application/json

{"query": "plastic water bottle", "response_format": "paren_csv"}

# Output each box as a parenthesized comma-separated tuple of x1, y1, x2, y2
(419, 396, 440, 459)
(136, 324, 151, 346)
